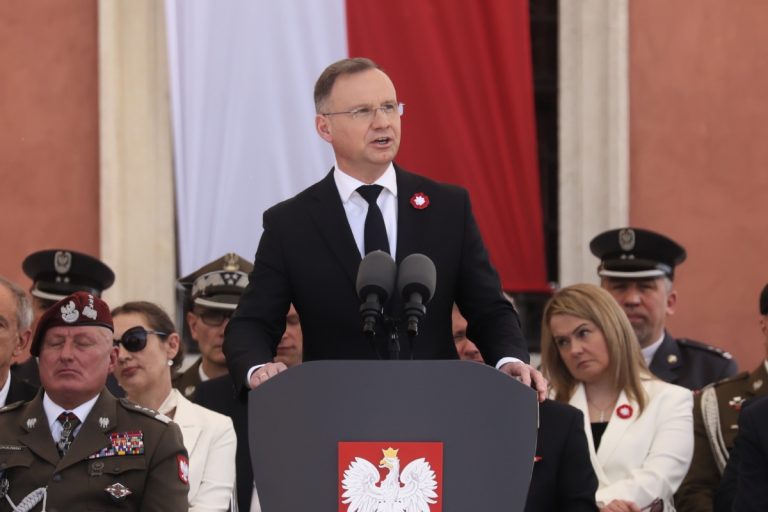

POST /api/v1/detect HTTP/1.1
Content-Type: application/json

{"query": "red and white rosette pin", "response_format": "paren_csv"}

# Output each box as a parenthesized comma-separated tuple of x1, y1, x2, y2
(410, 192, 429, 210)
(616, 404, 633, 420)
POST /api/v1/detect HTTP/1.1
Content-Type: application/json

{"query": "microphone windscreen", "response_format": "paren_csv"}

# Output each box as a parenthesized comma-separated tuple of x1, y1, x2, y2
(356, 250, 397, 301)
(397, 253, 436, 303)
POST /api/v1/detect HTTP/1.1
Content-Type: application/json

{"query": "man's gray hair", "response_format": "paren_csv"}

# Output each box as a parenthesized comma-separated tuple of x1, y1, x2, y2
(0, 275, 33, 331)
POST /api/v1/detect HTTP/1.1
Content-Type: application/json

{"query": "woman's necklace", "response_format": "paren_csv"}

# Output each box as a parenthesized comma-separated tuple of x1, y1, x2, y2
(587, 396, 617, 422)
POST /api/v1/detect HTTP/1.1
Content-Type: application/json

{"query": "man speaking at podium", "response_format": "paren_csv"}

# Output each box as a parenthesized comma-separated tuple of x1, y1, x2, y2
(224, 57, 546, 400)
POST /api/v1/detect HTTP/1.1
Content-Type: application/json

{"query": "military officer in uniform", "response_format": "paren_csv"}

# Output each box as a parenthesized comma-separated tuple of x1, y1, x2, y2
(173, 253, 253, 398)
(0, 291, 189, 511)
(590, 227, 737, 390)
(675, 284, 768, 511)
(11, 249, 116, 389)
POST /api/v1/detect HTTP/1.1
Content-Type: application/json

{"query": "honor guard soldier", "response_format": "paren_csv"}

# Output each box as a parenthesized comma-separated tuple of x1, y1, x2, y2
(590, 227, 737, 390)
(675, 284, 768, 511)
(173, 253, 253, 398)
(12, 249, 115, 388)
(0, 291, 189, 511)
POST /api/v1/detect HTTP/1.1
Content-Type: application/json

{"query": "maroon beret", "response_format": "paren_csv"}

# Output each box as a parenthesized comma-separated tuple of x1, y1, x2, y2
(30, 291, 114, 357)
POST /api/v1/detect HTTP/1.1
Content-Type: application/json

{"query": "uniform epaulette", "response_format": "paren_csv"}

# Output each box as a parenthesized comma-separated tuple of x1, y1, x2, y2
(0, 400, 25, 413)
(707, 371, 750, 390)
(118, 398, 172, 424)
(679, 338, 733, 360)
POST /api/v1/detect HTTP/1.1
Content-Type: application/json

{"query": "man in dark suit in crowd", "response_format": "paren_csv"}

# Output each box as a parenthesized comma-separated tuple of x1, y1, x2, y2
(0, 291, 189, 511)
(173, 253, 253, 399)
(195, 304, 302, 512)
(0, 276, 38, 406)
(224, 57, 546, 399)
(11, 249, 123, 399)
(677, 284, 768, 511)
(591, 227, 737, 390)
(713, 395, 768, 512)
(451, 307, 598, 511)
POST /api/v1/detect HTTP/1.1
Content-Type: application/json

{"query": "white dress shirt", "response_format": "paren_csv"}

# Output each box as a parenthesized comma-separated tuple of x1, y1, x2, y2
(0, 373, 10, 407)
(43, 392, 99, 442)
(333, 162, 399, 259)
(641, 334, 666, 367)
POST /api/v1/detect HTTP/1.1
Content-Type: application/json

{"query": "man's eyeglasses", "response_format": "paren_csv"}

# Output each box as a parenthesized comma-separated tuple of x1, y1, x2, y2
(194, 309, 234, 327)
(321, 102, 404, 121)
(114, 326, 168, 352)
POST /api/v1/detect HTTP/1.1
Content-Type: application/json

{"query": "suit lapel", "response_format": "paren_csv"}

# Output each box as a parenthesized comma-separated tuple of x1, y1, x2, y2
(307, 170, 362, 288)
(596, 389, 636, 466)
(57, 390, 117, 471)
(394, 166, 428, 264)
(570, 384, 609, 484)
(174, 396, 202, 455)
(19, 392, 60, 467)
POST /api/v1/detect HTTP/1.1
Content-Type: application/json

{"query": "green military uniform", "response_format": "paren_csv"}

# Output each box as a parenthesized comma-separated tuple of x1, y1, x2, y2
(675, 363, 768, 511)
(0, 390, 189, 512)
(172, 358, 203, 399)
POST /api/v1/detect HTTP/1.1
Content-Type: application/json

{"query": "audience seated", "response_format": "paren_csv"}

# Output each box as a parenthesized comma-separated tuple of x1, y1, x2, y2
(174, 253, 253, 399)
(452, 305, 599, 511)
(676, 283, 768, 511)
(112, 301, 237, 511)
(542, 283, 693, 511)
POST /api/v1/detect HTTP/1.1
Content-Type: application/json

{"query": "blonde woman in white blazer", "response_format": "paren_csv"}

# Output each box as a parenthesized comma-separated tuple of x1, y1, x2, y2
(112, 301, 238, 512)
(541, 284, 693, 512)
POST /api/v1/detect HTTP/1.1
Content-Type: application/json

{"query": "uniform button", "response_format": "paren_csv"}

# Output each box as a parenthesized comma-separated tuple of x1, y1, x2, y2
(113, 466, 121, 472)
(0, 462, 6, 469)
(52, 473, 62, 481)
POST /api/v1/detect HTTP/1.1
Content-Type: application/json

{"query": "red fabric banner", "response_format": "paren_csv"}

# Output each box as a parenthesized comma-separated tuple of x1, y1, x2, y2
(346, 0, 548, 291)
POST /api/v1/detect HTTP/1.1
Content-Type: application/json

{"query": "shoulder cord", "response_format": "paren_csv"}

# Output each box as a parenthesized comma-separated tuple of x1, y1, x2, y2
(4, 486, 47, 512)
(701, 386, 729, 474)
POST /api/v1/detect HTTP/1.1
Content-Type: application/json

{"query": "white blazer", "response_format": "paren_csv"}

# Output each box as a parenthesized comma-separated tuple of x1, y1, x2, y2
(569, 379, 693, 510)
(171, 389, 238, 512)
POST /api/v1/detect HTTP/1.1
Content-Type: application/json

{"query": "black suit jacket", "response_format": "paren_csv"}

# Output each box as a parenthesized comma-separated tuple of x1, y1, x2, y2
(714, 396, 768, 512)
(5, 373, 38, 405)
(649, 332, 738, 391)
(525, 400, 599, 512)
(193, 375, 253, 512)
(225, 166, 527, 389)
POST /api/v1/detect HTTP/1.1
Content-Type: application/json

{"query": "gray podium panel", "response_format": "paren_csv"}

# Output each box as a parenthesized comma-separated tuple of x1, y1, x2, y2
(248, 360, 538, 511)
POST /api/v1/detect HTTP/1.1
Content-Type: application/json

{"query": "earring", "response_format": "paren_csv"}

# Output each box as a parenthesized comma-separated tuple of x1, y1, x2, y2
(167, 359, 173, 367)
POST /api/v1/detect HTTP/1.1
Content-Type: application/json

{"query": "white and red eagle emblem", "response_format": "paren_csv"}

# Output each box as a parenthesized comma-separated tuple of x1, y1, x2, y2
(341, 446, 438, 512)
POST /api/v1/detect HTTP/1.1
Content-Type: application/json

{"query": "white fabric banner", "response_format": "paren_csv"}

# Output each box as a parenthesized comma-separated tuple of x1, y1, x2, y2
(165, 0, 347, 275)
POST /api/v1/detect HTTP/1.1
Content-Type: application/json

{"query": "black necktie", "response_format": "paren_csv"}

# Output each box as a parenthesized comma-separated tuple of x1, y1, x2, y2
(57, 411, 81, 457)
(357, 185, 390, 255)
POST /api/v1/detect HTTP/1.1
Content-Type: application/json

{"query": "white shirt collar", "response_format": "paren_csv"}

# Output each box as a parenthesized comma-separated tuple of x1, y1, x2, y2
(333, 162, 398, 203)
(198, 361, 211, 383)
(157, 388, 181, 417)
(641, 333, 666, 367)
(43, 392, 100, 433)
(0, 372, 10, 408)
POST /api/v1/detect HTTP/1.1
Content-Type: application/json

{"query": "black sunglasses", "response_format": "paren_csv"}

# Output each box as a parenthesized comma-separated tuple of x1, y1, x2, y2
(114, 326, 169, 352)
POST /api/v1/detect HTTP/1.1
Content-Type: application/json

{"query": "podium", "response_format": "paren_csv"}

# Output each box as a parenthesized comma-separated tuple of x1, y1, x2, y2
(248, 360, 538, 511)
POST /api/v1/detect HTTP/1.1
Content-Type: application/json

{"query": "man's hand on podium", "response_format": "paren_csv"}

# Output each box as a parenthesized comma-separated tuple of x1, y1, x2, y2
(499, 362, 548, 402)
(249, 362, 288, 389)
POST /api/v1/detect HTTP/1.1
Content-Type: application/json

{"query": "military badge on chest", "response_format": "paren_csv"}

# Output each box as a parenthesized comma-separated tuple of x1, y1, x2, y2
(89, 431, 145, 459)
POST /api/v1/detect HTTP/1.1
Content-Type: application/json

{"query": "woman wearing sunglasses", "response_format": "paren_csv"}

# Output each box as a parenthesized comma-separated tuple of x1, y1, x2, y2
(112, 301, 237, 512)
(541, 284, 693, 512)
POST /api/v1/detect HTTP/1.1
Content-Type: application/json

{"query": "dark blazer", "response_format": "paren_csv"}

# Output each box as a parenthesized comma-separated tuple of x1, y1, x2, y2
(225, 166, 527, 390)
(714, 396, 768, 512)
(649, 332, 738, 391)
(526, 400, 599, 512)
(0, 389, 189, 511)
(4, 373, 38, 405)
(193, 375, 253, 512)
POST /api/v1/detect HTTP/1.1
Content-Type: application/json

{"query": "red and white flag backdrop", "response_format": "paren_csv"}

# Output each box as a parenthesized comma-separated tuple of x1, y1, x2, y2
(166, 0, 547, 291)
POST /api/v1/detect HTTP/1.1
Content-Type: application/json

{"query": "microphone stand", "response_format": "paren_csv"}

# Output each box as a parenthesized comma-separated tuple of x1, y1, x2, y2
(384, 317, 401, 360)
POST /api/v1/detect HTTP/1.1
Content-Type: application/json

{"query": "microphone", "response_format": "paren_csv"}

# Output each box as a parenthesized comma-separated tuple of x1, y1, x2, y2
(356, 250, 397, 336)
(397, 253, 437, 337)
